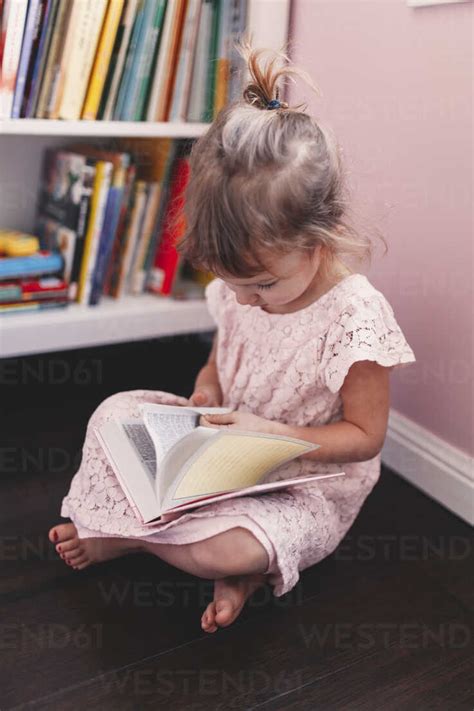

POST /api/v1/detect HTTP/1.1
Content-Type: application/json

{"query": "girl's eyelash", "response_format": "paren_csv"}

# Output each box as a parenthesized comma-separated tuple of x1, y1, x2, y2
(257, 282, 277, 290)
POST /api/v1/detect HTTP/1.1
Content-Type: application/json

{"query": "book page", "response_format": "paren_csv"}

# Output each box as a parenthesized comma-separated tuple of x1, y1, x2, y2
(122, 423, 157, 478)
(143, 410, 199, 466)
(173, 432, 314, 499)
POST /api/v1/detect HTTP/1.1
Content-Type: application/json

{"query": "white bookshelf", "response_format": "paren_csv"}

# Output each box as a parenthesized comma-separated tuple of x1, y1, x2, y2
(0, 0, 291, 357)
(0, 119, 210, 138)
(0, 295, 215, 358)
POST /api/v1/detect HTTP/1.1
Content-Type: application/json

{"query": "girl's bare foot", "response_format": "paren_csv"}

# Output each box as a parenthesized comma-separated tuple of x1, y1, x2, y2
(201, 574, 266, 633)
(48, 523, 145, 571)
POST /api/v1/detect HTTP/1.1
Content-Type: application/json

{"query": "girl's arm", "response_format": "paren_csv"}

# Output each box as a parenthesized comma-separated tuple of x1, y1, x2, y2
(189, 333, 223, 407)
(274, 360, 391, 463)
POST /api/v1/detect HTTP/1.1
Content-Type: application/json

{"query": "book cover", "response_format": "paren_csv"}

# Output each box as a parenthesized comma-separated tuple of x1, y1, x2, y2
(81, 0, 125, 121)
(95, 402, 346, 524)
(36, 149, 96, 299)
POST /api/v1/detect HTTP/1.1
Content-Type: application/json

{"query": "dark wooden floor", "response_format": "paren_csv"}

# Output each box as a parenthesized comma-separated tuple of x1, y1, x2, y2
(1, 336, 473, 710)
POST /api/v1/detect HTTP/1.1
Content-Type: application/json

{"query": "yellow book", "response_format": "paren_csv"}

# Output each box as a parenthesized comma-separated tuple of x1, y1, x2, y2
(77, 161, 113, 304)
(56, 0, 108, 121)
(214, 58, 230, 117)
(82, 0, 125, 121)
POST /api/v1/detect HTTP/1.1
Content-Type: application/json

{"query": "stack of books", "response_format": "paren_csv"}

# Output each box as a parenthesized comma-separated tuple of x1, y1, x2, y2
(36, 138, 203, 307)
(0, 0, 248, 122)
(0, 229, 67, 313)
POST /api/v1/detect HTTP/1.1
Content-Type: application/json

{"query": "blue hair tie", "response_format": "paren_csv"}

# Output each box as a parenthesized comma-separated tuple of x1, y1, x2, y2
(266, 99, 281, 110)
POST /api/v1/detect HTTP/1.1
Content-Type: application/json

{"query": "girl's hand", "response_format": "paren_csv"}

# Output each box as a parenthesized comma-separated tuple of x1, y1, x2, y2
(199, 410, 279, 435)
(188, 385, 222, 408)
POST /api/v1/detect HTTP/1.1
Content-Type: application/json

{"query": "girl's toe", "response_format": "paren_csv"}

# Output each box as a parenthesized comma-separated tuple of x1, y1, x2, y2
(49, 523, 77, 544)
(56, 538, 80, 554)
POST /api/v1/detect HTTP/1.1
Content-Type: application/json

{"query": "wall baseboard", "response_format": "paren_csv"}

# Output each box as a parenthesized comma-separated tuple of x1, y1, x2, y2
(382, 409, 473, 525)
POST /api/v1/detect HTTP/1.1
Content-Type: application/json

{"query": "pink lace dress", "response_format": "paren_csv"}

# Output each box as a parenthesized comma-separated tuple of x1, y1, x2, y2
(61, 273, 416, 596)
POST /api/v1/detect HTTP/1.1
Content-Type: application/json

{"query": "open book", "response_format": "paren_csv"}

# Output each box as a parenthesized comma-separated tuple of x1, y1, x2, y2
(95, 403, 345, 524)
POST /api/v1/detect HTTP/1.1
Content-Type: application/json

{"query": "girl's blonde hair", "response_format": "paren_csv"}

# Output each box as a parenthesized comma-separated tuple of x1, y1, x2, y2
(178, 38, 387, 280)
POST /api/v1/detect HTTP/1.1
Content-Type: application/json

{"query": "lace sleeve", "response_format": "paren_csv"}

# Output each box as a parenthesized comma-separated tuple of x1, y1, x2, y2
(205, 278, 232, 328)
(320, 293, 417, 394)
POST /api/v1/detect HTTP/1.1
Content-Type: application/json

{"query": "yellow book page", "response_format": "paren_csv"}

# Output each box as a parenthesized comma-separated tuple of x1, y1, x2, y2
(174, 434, 310, 499)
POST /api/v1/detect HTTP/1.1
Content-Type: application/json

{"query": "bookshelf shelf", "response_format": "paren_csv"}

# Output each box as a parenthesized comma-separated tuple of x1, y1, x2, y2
(0, 295, 215, 358)
(0, 119, 211, 138)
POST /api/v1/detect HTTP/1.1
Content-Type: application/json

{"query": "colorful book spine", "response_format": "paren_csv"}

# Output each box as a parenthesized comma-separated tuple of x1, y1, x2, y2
(77, 161, 113, 304)
(0, 277, 68, 303)
(0, 298, 68, 314)
(35, 0, 72, 118)
(228, 0, 248, 104)
(82, 0, 125, 121)
(0, 0, 28, 119)
(148, 155, 190, 296)
(131, 0, 168, 122)
(113, 179, 147, 298)
(119, 0, 157, 121)
(100, 0, 139, 121)
(55, 0, 108, 120)
(103, 162, 137, 295)
(89, 162, 127, 305)
(145, 0, 187, 122)
(128, 181, 161, 294)
(204, 0, 221, 122)
(186, 0, 213, 122)
(24, 0, 58, 118)
(11, 0, 41, 118)
(168, 0, 203, 123)
(113, 0, 146, 120)
(0, 251, 64, 281)
(213, 0, 232, 116)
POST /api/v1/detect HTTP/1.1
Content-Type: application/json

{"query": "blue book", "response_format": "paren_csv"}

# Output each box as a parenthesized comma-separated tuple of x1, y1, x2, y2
(120, 0, 157, 121)
(24, 0, 59, 118)
(11, 0, 42, 119)
(0, 252, 64, 281)
(113, 0, 146, 120)
(89, 185, 124, 305)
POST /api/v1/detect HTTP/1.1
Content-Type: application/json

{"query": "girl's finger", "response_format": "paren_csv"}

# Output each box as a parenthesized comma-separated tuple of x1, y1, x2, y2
(200, 412, 235, 425)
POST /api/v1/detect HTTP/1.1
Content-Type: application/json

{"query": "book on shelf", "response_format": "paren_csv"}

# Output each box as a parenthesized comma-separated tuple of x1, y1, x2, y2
(0, 276, 68, 303)
(0, 0, 253, 121)
(36, 149, 96, 299)
(95, 402, 346, 524)
(0, 250, 63, 280)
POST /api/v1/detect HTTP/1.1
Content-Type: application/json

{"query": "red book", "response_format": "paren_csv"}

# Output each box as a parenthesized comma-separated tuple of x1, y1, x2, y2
(148, 155, 190, 296)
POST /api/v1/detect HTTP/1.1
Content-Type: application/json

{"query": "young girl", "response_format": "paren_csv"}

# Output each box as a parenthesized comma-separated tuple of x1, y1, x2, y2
(49, 44, 416, 633)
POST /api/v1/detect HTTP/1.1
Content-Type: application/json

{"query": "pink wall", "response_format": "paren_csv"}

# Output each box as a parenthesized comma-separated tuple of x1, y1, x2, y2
(288, 0, 473, 456)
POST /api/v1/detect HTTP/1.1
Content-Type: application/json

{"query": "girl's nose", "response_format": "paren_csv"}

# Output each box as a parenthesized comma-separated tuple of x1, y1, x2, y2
(236, 290, 259, 306)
